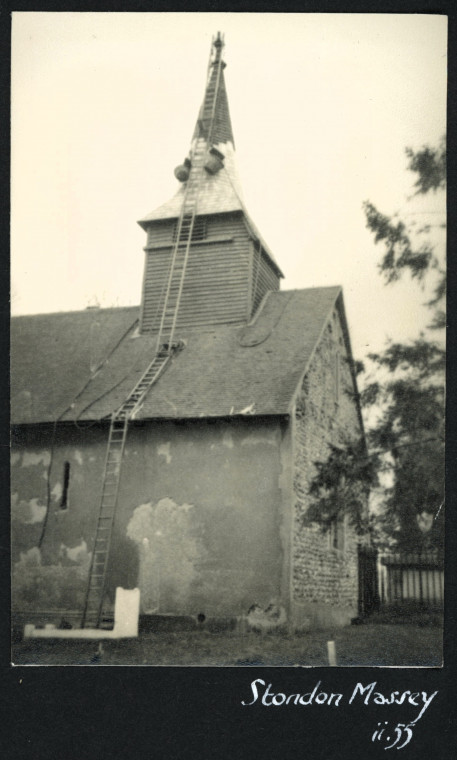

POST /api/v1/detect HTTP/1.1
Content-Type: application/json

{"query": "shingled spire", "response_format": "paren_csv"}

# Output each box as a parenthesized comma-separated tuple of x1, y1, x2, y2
(139, 32, 243, 225)
(138, 34, 282, 335)
(193, 31, 234, 147)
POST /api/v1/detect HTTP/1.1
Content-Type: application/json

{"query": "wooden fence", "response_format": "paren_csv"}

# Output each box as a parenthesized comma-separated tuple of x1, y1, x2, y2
(377, 551, 444, 608)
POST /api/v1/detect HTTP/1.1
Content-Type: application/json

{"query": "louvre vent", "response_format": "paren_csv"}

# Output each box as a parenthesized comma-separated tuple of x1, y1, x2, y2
(173, 216, 207, 243)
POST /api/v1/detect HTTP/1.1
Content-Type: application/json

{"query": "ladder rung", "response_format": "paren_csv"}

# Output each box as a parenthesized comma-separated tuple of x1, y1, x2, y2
(83, 253, 185, 623)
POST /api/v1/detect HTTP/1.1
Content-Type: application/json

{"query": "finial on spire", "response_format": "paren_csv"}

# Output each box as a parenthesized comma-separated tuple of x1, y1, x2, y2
(212, 32, 225, 66)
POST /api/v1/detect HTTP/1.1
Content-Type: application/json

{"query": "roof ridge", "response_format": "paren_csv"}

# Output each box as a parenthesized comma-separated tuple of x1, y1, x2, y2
(11, 305, 140, 319)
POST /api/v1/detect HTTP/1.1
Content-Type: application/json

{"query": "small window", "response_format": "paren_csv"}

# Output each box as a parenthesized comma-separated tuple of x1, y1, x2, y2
(329, 516, 345, 552)
(60, 461, 71, 510)
(173, 216, 207, 243)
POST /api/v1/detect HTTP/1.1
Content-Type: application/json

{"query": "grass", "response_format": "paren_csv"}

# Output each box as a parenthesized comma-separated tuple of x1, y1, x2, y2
(12, 623, 443, 667)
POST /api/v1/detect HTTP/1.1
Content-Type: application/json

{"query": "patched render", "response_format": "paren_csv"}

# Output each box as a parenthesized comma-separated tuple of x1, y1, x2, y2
(222, 431, 234, 448)
(51, 482, 63, 502)
(157, 442, 172, 464)
(60, 539, 91, 565)
(11, 493, 47, 524)
(241, 432, 277, 447)
(74, 450, 83, 465)
(21, 451, 51, 468)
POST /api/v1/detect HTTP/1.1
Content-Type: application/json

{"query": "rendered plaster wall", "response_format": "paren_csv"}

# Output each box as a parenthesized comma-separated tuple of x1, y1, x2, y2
(11, 417, 288, 622)
(291, 309, 363, 628)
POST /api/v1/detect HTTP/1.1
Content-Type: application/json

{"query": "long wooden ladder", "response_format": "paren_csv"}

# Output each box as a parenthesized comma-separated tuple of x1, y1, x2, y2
(155, 33, 225, 348)
(81, 349, 172, 628)
(81, 34, 225, 629)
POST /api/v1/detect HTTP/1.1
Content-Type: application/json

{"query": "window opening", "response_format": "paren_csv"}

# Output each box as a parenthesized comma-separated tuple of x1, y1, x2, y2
(60, 461, 71, 510)
(329, 516, 345, 552)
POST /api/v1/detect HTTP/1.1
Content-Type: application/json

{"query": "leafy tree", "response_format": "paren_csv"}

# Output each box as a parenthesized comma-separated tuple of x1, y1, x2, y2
(306, 439, 377, 536)
(362, 139, 445, 551)
(308, 138, 445, 552)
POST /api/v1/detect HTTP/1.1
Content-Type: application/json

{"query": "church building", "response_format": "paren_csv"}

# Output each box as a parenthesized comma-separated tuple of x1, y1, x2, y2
(11, 34, 367, 632)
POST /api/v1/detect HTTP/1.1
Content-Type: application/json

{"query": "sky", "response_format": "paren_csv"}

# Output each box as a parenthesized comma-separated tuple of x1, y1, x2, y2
(11, 12, 447, 362)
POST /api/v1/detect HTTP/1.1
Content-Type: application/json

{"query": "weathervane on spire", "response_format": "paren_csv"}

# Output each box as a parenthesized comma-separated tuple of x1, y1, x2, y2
(212, 31, 225, 68)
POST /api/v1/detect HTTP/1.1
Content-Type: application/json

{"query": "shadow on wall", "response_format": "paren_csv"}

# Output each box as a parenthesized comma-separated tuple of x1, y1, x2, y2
(106, 534, 140, 603)
(126, 497, 206, 614)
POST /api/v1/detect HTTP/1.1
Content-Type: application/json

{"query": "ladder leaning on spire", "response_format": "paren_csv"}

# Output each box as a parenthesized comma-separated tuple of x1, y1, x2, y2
(154, 32, 225, 349)
(81, 33, 227, 629)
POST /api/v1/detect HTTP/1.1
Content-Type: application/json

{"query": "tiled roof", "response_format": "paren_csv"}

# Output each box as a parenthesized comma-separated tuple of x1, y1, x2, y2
(11, 287, 343, 424)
